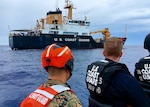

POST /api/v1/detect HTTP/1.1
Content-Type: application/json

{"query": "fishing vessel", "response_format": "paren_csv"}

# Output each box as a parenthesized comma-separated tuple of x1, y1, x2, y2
(9, 0, 126, 50)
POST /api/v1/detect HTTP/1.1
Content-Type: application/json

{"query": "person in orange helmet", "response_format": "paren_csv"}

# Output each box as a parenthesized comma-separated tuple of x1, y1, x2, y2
(20, 43, 82, 107)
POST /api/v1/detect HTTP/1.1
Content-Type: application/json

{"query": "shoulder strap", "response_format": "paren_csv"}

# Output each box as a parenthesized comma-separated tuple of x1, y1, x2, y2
(88, 60, 130, 96)
(37, 84, 70, 99)
(28, 85, 70, 106)
(50, 85, 70, 92)
(98, 62, 127, 94)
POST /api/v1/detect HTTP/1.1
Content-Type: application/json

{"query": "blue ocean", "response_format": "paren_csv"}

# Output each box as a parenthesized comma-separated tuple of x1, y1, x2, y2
(0, 45, 148, 107)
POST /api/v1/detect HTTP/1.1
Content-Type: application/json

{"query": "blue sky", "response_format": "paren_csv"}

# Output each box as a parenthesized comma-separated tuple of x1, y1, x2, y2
(0, 0, 150, 46)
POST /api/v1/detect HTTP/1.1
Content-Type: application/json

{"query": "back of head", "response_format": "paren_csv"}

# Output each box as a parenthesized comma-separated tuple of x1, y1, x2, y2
(41, 43, 74, 73)
(144, 33, 150, 52)
(104, 37, 123, 57)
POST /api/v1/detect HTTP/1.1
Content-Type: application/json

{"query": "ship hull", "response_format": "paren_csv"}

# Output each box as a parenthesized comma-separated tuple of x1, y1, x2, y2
(9, 34, 126, 50)
(9, 34, 107, 50)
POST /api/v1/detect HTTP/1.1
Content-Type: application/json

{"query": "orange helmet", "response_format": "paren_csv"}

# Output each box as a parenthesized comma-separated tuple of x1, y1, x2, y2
(41, 43, 74, 72)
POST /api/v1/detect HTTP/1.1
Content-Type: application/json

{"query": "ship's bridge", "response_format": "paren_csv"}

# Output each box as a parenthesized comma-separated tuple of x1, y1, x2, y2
(68, 20, 90, 26)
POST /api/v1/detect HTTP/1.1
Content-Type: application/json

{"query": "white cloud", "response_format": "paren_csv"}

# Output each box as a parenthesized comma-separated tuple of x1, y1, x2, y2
(0, 0, 150, 45)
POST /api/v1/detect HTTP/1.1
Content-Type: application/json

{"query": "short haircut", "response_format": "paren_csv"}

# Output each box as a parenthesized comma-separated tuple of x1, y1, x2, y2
(104, 37, 123, 57)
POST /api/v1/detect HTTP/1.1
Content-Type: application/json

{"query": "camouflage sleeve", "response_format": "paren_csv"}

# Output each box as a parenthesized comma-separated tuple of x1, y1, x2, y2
(48, 91, 82, 107)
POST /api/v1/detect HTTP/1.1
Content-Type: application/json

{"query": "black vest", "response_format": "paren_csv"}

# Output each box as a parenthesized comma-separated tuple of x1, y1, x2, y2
(134, 56, 150, 83)
(86, 59, 130, 107)
(134, 56, 150, 98)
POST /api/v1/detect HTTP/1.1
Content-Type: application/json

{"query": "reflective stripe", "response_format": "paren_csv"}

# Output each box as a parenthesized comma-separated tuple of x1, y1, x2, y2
(51, 85, 70, 92)
(34, 89, 54, 99)
(34, 85, 70, 100)
(144, 56, 150, 59)
(57, 47, 68, 57)
(100, 59, 109, 63)
(46, 44, 54, 57)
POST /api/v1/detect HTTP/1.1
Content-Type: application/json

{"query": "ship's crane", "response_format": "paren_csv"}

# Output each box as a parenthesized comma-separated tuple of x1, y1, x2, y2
(90, 28, 111, 40)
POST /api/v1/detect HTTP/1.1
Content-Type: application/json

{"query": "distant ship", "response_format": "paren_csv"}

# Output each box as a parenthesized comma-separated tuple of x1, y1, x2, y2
(9, 0, 126, 50)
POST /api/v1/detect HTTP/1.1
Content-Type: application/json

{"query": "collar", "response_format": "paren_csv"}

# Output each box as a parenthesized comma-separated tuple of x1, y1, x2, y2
(43, 79, 71, 88)
(105, 58, 114, 62)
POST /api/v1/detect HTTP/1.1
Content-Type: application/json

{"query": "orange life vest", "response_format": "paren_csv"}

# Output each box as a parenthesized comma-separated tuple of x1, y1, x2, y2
(20, 85, 70, 107)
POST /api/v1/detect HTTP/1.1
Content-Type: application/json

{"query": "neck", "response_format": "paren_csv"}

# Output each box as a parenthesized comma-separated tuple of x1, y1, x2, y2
(106, 56, 120, 62)
(48, 75, 67, 83)
(47, 69, 70, 83)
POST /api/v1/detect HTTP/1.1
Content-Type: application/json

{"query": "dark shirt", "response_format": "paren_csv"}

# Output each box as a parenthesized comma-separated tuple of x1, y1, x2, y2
(103, 71, 150, 107)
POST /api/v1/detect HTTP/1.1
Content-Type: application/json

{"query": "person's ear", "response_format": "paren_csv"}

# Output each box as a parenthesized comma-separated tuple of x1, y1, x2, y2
(103, 50, 106, 57)
(119, 51, 123, 57)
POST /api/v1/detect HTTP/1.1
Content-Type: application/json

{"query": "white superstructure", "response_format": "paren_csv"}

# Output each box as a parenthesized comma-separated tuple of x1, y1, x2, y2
(36, 0, 90, 36)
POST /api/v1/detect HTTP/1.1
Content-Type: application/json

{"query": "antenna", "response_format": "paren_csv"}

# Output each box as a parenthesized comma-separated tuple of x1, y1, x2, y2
(8, 25, 11, 32)
(65, 0, 69, 6)
(56, 0, 59, 8)
(124, 24, 127, 37)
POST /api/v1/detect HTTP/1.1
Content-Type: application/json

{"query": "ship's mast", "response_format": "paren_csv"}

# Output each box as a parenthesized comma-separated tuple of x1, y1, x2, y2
(64, 0, 75, 20)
